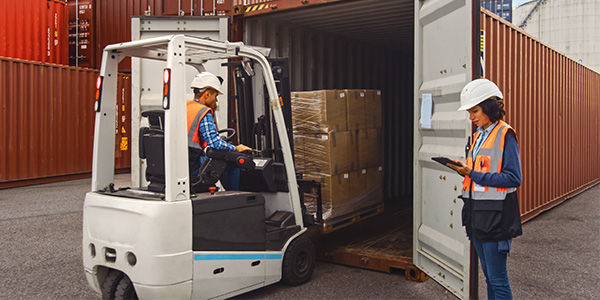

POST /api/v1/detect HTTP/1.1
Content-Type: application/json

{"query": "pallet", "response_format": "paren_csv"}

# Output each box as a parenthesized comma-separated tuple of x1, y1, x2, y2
(307, 204, 429, 282)
(319, 204, 384, 233)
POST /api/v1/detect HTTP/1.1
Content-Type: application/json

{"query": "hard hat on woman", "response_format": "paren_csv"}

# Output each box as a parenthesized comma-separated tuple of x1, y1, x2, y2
(458, 78, 503, 111)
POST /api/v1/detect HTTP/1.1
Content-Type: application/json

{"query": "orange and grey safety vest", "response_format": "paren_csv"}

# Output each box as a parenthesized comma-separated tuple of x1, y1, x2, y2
(461, 120, 517, 201)
(186, 100, 211, 150)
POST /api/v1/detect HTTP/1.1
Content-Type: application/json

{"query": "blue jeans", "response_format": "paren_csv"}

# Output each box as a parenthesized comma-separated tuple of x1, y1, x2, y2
(472, 238, 513, 300)
(192, 156, 240, 191)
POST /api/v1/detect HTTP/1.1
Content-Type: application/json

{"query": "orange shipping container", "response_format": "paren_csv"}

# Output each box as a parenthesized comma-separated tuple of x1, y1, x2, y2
(0, 0, 69, 65)
(0, 57, 131, 189)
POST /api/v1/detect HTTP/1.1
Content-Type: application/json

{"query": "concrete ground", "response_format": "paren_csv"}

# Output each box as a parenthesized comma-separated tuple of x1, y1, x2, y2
(0, 175, 597, 299)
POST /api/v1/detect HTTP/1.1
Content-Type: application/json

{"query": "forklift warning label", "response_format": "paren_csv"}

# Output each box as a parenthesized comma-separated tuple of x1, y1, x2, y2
(120, 137, 128, 151)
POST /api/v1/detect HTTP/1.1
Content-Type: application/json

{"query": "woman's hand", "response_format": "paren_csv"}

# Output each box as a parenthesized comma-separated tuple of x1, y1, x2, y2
(447, 160, 472, 177)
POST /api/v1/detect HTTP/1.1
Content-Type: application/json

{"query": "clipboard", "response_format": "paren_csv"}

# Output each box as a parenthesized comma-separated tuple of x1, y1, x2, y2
(431, 156, 461, 167)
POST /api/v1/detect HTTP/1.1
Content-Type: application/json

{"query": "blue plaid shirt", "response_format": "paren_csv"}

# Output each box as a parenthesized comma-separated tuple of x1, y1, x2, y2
(198, 110, 235, 152)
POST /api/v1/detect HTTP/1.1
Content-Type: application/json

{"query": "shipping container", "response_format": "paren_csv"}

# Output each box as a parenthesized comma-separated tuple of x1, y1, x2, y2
(69, 0, 96, 68)
(481, 9, 600, 221)
(0, 0, 69, 65)
(0, 57, 131, 189)
(66, 0, 232, 70)
(481, 0, 512, 22)
(224, 0, 599, 298)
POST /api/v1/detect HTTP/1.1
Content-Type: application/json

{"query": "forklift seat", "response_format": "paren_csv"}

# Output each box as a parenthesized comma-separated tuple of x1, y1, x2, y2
(139, 110, 255, 194)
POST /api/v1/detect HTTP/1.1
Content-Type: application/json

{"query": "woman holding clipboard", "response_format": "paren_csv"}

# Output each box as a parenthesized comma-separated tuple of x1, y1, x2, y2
(447, 79, 523, 300)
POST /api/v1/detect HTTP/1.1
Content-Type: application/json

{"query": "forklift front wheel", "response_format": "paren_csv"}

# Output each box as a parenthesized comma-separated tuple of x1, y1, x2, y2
(101, 269, 138, 300)
(281, 236, 316, 286)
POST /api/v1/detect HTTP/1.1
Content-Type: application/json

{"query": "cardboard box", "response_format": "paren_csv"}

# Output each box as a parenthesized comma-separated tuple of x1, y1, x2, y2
(357, 128, 383, 169)
(291, 90, 347, 133)
(303, 170, 381, 221)
(365, 90, 382, 129)
(303, 173, 351, 220)
(346, 89, 367, 131)
(292, 135, 305, 174)
(303, 131, 357, 175)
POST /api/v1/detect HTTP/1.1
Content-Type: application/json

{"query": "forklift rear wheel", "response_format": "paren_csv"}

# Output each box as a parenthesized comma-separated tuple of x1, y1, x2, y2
(282, 236, 315, 286)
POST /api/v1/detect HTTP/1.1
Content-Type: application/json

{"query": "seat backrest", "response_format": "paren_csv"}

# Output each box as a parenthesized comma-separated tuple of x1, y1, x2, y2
(139, 110, 166, 192)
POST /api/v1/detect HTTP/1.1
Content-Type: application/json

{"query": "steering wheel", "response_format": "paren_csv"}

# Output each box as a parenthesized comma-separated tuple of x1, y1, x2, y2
(218, 128, 236, 142)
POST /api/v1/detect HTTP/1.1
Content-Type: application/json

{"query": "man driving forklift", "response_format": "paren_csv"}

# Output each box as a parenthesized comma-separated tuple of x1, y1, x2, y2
(187, 72, 252, 190)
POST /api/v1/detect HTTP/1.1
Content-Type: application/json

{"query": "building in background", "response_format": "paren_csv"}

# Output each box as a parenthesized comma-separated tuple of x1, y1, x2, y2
(513, 0, 600, 73)
(481, 0, 512, 22)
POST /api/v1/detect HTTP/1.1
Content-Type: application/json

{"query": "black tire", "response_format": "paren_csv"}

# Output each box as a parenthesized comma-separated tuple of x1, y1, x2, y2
(101, 270, 124, 300)
(114, 274, 138, 300)
(281, 236, 316, 286)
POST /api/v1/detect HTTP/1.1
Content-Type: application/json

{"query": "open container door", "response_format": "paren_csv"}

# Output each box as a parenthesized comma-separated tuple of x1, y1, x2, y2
(413, 0, 476, 298)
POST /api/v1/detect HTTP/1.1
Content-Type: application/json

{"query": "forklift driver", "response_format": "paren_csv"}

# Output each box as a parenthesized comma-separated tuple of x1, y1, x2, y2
(187, 72, 252, 190)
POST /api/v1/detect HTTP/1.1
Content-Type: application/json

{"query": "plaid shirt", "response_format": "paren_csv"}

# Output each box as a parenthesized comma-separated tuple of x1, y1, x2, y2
(198, 110, 235, 151)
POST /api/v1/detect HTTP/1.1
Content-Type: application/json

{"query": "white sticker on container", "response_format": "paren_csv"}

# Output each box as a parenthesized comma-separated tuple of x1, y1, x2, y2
(340, 92, 345, 98)
(377, 91, 381, 95)
(81, 45, 87, 49)
(321, 135, 328, 140)
(360, 92, 365, 97)
(344, 174, 349, 179)
(362, 169, 367, 174)
(378, 166, 382, 171)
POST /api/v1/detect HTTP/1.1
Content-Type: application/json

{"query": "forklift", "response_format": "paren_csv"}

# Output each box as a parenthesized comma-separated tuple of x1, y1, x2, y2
(82, 35, 317, 299)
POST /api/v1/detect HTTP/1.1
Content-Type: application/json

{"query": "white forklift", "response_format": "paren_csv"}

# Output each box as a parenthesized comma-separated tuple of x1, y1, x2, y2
(82, 35, 316, 299)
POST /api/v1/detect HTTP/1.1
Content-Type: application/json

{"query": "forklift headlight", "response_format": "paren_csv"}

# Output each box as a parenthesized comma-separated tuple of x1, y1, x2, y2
(94, 76, 103, 112)
(162, 68, 171, 109)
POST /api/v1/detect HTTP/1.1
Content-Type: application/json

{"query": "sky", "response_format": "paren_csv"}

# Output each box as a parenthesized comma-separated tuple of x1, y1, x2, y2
(512, 0, 532, 8)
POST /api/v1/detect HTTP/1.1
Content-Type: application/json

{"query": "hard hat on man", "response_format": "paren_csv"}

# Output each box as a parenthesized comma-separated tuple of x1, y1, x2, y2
(458, 78, 503, 111)
(190, 72, 223, 95)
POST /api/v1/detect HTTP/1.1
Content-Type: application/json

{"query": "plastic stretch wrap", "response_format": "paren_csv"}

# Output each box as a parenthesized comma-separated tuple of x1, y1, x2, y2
(291, 89, 383, 226)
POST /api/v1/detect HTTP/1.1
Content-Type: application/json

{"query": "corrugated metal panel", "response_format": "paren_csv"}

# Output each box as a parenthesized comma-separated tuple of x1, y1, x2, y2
(90, 0, 232, 71)
(0, 0, 69, 65)
(0, 57, 131, 189)
(69, 0, 96, 68)
(241, 0, 415, 200)
(481, 9, 600, 221)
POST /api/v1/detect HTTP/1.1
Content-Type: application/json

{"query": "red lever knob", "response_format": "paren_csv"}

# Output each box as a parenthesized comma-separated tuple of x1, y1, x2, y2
(209, 187, 217, 194)
(239, 158, 245, 164)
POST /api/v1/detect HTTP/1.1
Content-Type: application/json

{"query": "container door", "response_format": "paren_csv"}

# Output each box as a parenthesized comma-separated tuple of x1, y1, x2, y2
(413, 0, 474, 299)
(130, 17, 229, 187)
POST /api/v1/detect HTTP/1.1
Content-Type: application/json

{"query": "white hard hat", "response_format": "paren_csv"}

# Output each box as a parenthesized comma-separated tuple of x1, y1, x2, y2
(190, 72, 223, 95)
(458, 79, 503, 111)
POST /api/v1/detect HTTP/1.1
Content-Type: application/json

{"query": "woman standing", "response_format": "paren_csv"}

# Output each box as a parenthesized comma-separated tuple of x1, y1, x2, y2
(448, 79, 523, 300)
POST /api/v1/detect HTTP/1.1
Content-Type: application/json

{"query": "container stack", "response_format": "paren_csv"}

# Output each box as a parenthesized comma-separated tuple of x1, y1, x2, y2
(292, 89, 383, 232)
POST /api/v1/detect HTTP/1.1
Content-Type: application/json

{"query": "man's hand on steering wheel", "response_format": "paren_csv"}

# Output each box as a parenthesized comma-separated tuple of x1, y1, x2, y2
(235, 144, 252, 153)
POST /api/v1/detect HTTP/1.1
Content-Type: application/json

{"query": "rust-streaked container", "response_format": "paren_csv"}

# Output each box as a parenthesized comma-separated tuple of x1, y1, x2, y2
(0, 0, 69, 65)
(0, 57, 131, 189)
(481, 9, 600, 221)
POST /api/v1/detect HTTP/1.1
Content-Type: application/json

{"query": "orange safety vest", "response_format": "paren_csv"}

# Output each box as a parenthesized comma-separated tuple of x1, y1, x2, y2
(461, 120, 517, 200)
(187, 100, 212, 150)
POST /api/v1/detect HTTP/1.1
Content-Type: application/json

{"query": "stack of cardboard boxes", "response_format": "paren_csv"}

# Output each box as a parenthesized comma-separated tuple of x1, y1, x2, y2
(291, 89, 383, 228)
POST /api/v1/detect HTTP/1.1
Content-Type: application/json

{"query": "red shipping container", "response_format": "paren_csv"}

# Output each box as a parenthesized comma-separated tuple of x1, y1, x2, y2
(0, 0, 69, 65)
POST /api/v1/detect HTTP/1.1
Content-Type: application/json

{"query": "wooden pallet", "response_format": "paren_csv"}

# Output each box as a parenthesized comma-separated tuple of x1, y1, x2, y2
(307, 203, 429, 282)
(319, 204, 384, 233)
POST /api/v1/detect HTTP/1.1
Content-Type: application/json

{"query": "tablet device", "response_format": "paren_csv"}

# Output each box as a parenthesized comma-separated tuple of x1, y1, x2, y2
(431, 156, 461, 167)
